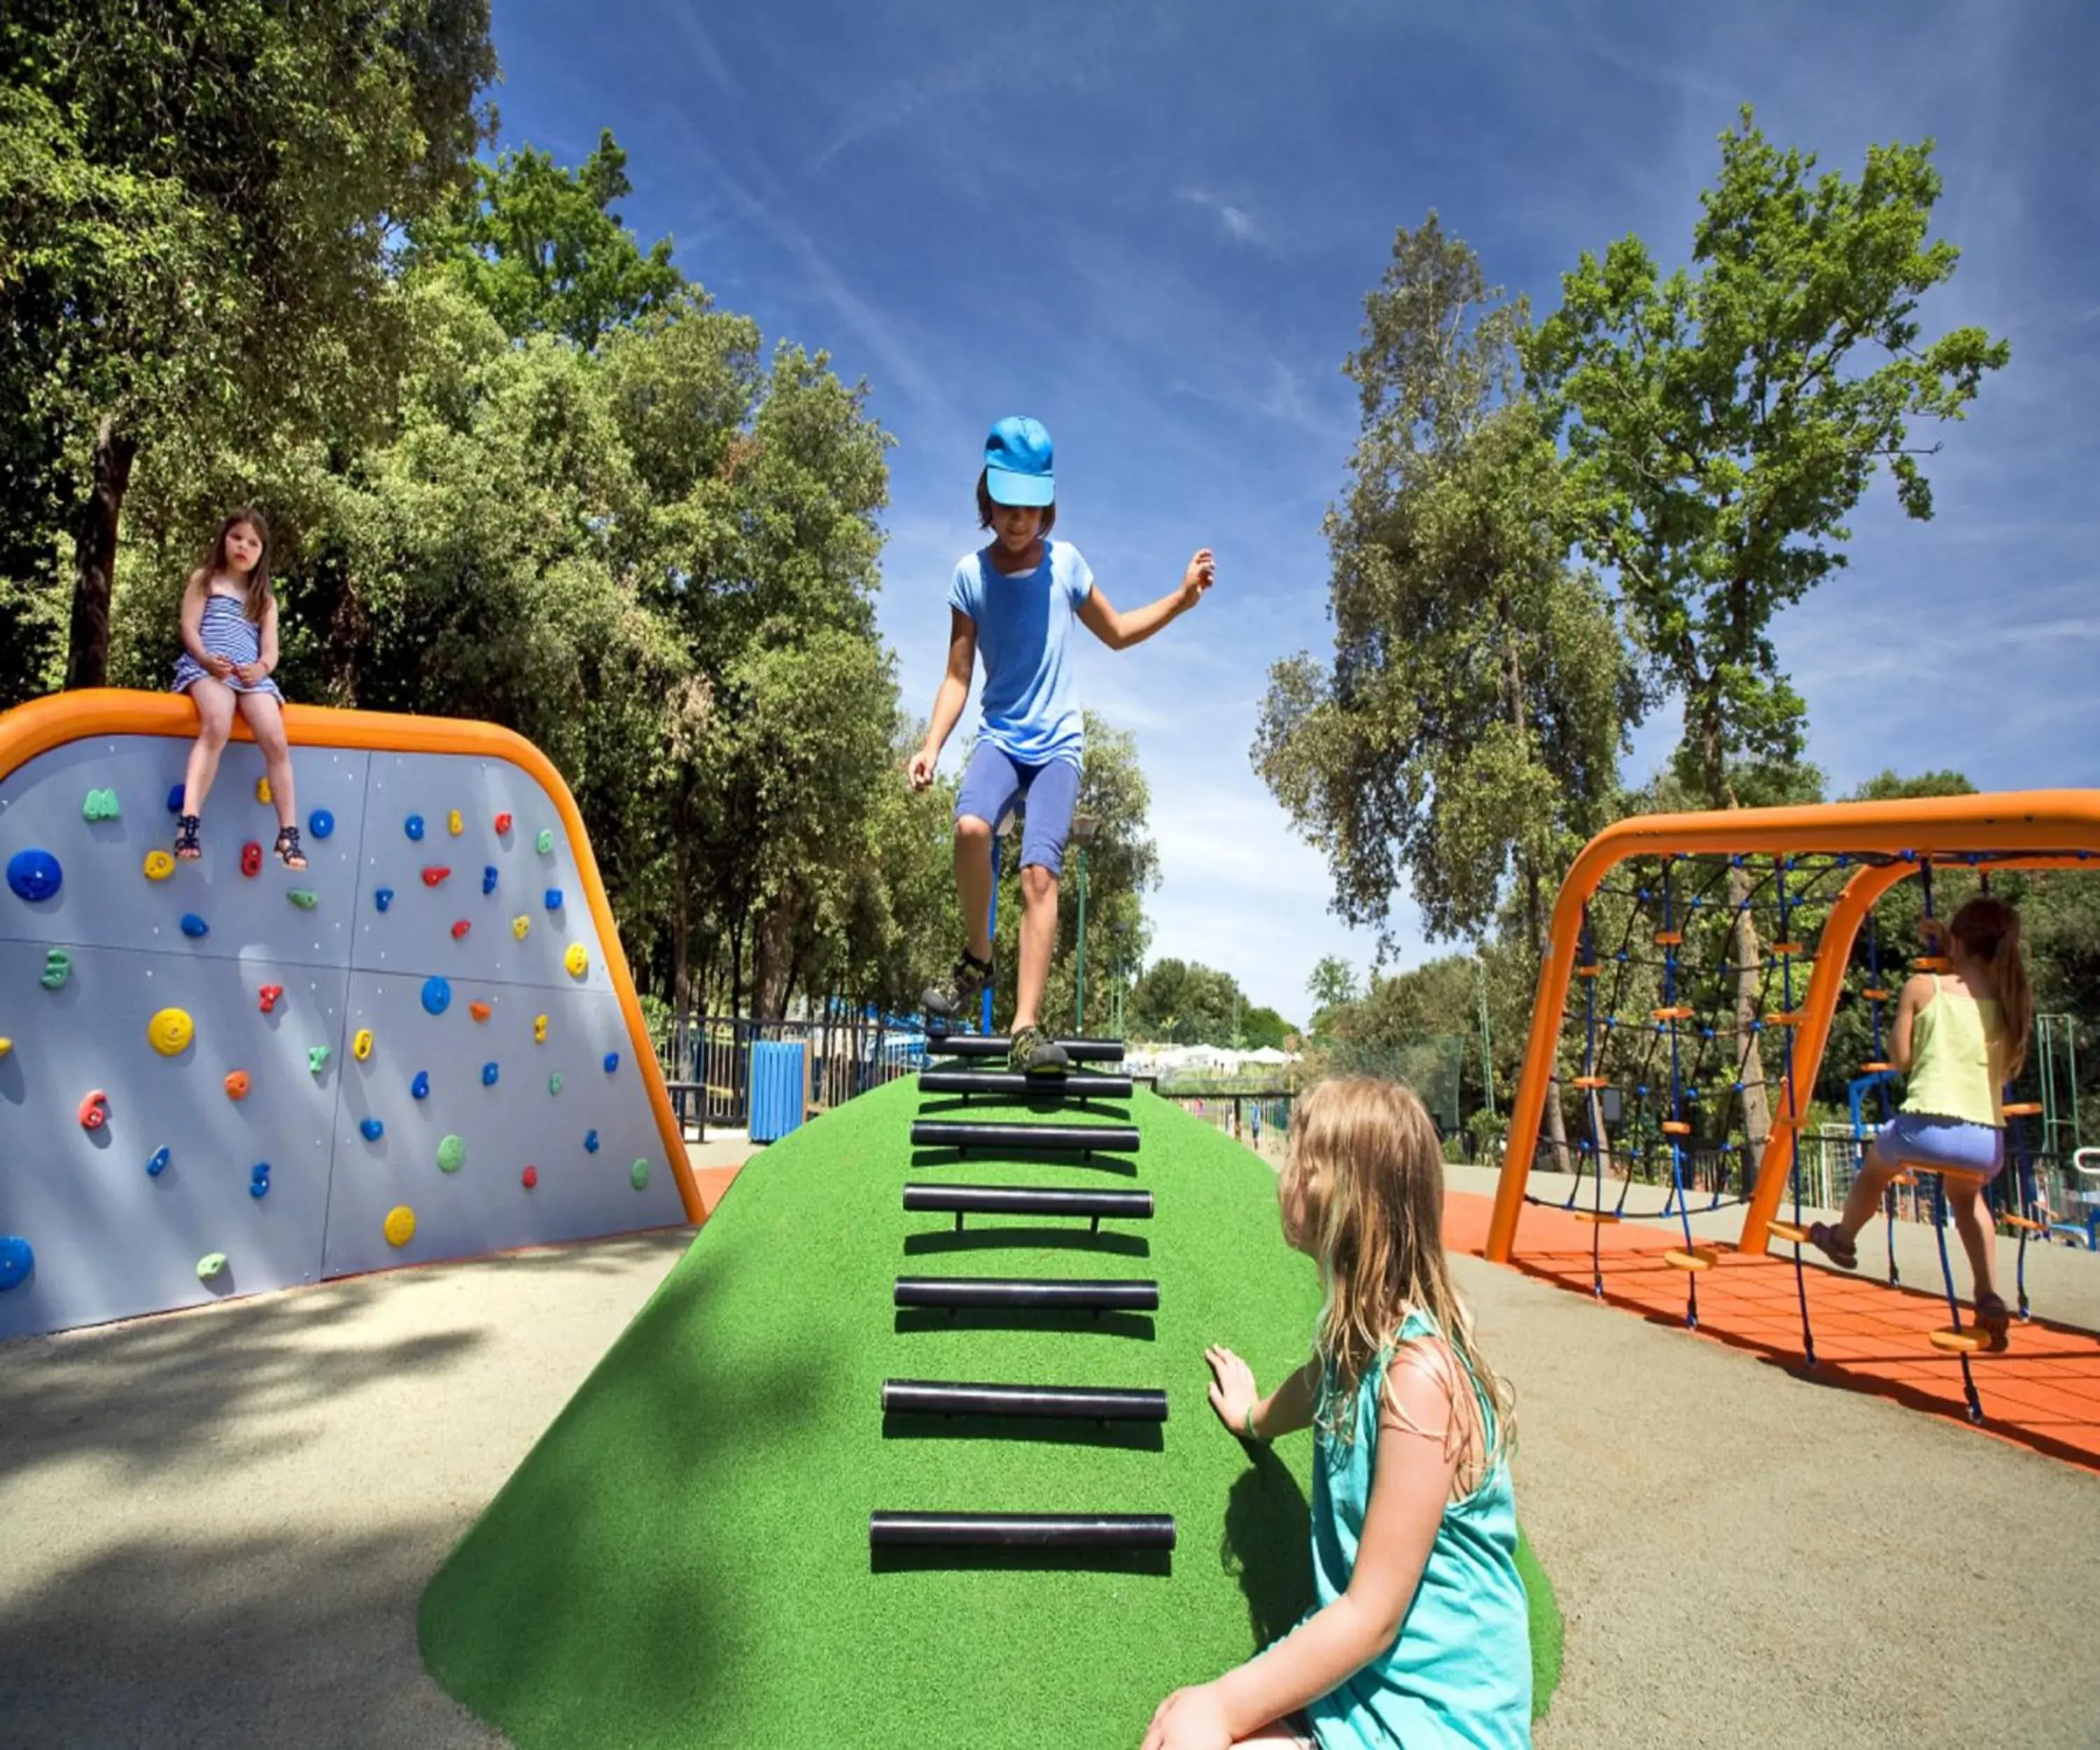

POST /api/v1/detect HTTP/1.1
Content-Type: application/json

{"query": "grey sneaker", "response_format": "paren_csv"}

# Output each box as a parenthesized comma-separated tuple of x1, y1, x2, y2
(922, 948, 993, 1021)
(1008, 1024, 1068, 1077)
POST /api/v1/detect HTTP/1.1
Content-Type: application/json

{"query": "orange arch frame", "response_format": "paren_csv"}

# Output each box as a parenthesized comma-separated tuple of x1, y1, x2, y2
(0, 688, 704, 1224)
(1486, 790, 2100, 1265)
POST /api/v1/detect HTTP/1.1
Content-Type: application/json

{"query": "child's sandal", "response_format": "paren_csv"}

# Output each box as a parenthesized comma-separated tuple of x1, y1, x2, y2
(274, 826, 307, 871)
(1974, 1291, 2011, 1351)
(1807, 1221, 1858, 1270)
(174, 814, 202, 860)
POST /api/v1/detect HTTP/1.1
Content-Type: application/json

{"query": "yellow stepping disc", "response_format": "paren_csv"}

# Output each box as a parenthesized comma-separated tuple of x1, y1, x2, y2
(1664, 1246, 1718, 1273)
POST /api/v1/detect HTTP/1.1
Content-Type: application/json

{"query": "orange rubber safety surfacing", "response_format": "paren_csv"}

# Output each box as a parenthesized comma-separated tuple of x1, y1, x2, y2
(1449, 1191, 2100, 1475)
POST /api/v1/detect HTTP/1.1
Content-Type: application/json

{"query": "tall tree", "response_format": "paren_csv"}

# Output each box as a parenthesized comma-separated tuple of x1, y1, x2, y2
(1525, 111, 2009, 1152)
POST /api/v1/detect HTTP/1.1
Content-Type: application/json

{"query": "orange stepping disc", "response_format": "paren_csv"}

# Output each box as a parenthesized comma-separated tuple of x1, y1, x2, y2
(1575, 964, 1601, 979)
(2001, 1101, 2043, 1116)
(1928, 1329, 1992, 1355)
(1771, 943, 1807, 956)
(1765, 1011, 1805, 1028)
(1913, 955, 1951, 972)
(1664, 1246, 1718, 1273)
(1861, 1061, 1893, 1073)
(1653, 931, 1683, 946)
(1861, 988, 1891, 1002)
(1768, 1222, 1809, 1245)
(1572, 1075, 1610, 1090)
(1660, 1121, 1692, 1136)
(2000, 1215, 2045, 1233)
(1652, 1005, 1693, 1021)
(1573, 1210, 1621, 1225)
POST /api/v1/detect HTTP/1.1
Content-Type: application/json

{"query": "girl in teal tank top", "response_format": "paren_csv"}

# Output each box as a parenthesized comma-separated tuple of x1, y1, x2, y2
(1143, 1079, 1532, 1750)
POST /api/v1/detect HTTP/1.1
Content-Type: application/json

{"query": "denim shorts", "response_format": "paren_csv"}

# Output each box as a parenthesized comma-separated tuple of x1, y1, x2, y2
(1870, 1112, 2005, 1182)
(954, 741, 1081, 876)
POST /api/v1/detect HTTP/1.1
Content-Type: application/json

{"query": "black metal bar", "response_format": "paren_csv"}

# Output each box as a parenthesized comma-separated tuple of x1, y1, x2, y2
(881, 1379, 1168, 1420)
(869, 1511, 1175, 1550)
(929, 1035, 1126, 1063)
(919, 1069, 1134, 1098)
(909, 1120, 1140, 1154)
(895, 1276, 1158, 1311)
(902, 1184, 1154, 1222)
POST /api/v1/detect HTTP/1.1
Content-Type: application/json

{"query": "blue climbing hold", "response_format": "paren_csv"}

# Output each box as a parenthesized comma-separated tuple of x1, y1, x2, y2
(6, 848, 62, 903)
(375, 886, 396, 913)
(249, 1163, 271, 1199)
(360, 1117, 384, 1142)
(0, 1236, 31, 1292)
(584, 1129, 600, 1154)
(146, 1146, 171, 1177)
(482, 865, 498, 895)
(482, 1061, 499, 1086)
(603, 1051, 620, 1074)
(412, 1070, 431, 1100)
(181, 913, 209, 938)
(421, 976, 451, 1016)
(309, 808, 335, 840)
(406, 814, 426, 841)
(167, 783, 186, 815)
(544, 888, 564, 911)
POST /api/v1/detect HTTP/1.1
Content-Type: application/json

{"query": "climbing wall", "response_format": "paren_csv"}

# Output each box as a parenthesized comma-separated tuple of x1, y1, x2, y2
(0, 701, 689, 1340)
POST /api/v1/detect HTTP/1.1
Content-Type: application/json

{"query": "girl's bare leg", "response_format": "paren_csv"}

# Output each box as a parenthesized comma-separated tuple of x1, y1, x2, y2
(181, 680, 237, 822)
(237, 690, 297, 829)
(1835, 1140, 1903, 1243)
(1951, 1185, 2002, 1303)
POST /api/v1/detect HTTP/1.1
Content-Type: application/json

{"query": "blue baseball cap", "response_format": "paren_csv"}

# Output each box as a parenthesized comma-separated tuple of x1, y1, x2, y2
(984, 415, 1055, 507)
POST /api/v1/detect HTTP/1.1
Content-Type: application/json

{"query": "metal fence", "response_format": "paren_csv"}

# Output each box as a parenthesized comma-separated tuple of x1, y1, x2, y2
(655, 1014, 929, 1132)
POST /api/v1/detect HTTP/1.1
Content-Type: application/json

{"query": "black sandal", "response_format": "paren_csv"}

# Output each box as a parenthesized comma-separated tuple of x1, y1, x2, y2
(174, 814, 202, 860)
(274, 826, 307, 871)
(1808, 1222, 1858, 1270)
(1974, 1291, 2011, 1351)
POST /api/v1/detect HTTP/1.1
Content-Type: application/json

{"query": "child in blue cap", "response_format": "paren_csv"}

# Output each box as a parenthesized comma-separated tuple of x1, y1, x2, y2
(909, 415, 1214, 1073)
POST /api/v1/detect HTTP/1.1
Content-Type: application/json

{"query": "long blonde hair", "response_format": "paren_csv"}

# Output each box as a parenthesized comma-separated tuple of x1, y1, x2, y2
(1281, 1077, 1515, 1482)
(1949, 895, 2033, 1080)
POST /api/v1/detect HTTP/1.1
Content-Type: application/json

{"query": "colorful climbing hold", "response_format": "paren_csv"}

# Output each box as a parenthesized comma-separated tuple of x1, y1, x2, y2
(451, 920, 470, 940)
(544, 888, 564, 911)
(41, 948, 71, 990)
(0, 1038, 12, 1058)
(180, 913, 209, 939)
(374, 886, 395, 912)
(197, 1252, 227, 1281)
(481, 1061, 499, 1086)
(166, 783, 186, 815)
(258, 984, 284, 1014)
(522, 1165, 538, 1189)
(405, 814, 426, 841)
(482, 865, 498, 895)
(77, 1088, 109, 1130)
(224, 1070, 251, 1101)
(360, 1116, 384, 1142)
(0, 1236, 32, 1291)
(353, 1028, 374, 1060)
(412, 1070, 431, 1100)
(630, 1158, 650, 1191)
(241, 841, 263, 878)
(7, 848, 62, 903)
(288, 888, 318, 910)
(437, 1134, 465, 1174)
(495, 812, 514, 836)
(449, 809, 463, 836)
(533, 1014, 548, 1044)
(603, 1051, 620, 1074)
(309, 808, 335, 839)
(468, 1000, 491, 1023)
(147, 1007, 195, 1056)
(255, 776, 272, 804)
(549, 1072, 562, 1094)
(511, 915, 530, 939)
(143, 850, 175, 881)
(423, 866, 451, 887)
(81, 788, 119, 822)
(146, 1146, 170, 1177)
(384, 1205, 416, 1247)
(249, 1163, 271, 1199)
(421, 976, 451, 1016)
(584, 1128, 600, 1153)
(537, 829, 554, 855)
(564, 944, 589, 979)
(308, 1046, 331, 1075)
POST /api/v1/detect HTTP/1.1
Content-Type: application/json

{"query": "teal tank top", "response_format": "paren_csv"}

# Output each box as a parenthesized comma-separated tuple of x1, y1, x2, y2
(1301, 1309, 1532, 1749)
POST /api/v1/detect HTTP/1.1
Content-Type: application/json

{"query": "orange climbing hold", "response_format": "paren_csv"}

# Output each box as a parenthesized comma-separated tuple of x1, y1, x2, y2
(469, 1000, 492, 1023)
(224, 1071, 251, 1101)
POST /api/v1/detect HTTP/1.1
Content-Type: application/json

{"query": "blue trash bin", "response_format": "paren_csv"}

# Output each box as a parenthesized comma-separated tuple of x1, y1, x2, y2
(749, 1040, 807, 1144)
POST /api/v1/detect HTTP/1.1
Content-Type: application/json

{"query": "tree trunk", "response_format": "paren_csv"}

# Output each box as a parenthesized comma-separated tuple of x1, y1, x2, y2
(751, 899, 794, 1021)
(1696, 690, 1773, 1168)
(65, 415, 137, 690)
(1524, 864, 1574, 1177)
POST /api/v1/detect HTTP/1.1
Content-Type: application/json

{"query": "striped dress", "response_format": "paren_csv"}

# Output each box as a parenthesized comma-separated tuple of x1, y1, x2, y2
(172, 591, 281, 699)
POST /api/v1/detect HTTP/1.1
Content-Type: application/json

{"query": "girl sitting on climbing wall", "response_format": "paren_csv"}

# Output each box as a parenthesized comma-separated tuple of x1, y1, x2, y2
(170, 507, 304, 869)
(1810, 895, 2034, 1347)
(1144, 1077, 1532, 1749)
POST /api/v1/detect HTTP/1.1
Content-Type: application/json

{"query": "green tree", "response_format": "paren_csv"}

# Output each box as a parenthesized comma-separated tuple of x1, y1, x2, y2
(1526, 112, 2008, 1152)
(1308, 955, 1358, 1018)
(1127, 958, 1243, 1046)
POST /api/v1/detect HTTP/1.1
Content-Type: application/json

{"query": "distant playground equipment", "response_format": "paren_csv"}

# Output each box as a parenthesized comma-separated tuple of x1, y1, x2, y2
(1488, 790, 2100, 1424)
(0, 690, 697, 1340)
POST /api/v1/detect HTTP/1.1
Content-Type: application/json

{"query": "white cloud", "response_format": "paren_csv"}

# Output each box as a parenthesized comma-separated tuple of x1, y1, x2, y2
(1177, 187, 1264, 246)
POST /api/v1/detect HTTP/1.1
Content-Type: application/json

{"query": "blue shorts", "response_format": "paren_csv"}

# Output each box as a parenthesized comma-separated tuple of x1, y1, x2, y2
(955, 741, 1081, 876)
(1870, 1112, 2005, 1183)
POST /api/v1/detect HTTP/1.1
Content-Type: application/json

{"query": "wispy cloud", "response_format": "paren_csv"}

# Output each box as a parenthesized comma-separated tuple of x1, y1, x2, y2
(1177, 188, 1266, 248)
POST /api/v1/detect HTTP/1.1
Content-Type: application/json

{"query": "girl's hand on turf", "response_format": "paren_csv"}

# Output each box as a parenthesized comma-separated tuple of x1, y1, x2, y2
(1204, 1344, 1258, 1435)
(1178, 548, 1215, 609)
(905, 746, 937, 792)
(1142, 1682, 1233, 1750)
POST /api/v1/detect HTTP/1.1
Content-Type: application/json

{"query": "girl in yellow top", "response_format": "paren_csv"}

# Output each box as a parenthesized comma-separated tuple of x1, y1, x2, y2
(1809, 896, 2033, 1345)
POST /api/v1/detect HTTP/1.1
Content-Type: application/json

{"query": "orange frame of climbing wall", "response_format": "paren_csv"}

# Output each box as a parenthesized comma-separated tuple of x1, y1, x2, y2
(1486, 789, 2100, 1266)
(0, 688, 704, 1224)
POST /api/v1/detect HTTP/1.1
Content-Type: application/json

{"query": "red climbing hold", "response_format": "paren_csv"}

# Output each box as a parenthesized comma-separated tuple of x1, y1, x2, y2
(451, 919, 470, 940)
(495, 813, 514, 836)
(522, 1165, 538, 1189)
(241, 841, 262, 878)
(423, 866, 451, 886)
(77, 1088, 109, 1130)
(258, 983, 285, 1014)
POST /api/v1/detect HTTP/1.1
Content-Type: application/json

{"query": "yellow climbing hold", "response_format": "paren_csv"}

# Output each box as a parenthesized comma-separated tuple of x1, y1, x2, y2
(255, 776, 272, 804)
(147, 1007, 195, 1056)
(533, 1014, 548, 1044)
(564, 943, 589, 979)
(383, 1205, 416, 1247)
(0, 1037, 12, 1058)
(448, 808, 463, 836)
(143, 849, 175, 881)
(352, 1028, 374, 1061)
(512, 914, 531, 939)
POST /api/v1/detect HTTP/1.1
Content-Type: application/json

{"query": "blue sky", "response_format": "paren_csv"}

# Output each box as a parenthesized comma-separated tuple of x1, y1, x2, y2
(486, 0, 2099, 1023)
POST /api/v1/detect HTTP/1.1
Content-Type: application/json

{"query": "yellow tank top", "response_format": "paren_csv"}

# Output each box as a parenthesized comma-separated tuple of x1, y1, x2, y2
(1901, 978, 2003, 1127)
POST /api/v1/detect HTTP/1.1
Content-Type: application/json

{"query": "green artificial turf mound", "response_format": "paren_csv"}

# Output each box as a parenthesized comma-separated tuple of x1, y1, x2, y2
(420, 1079, 1561, 1744)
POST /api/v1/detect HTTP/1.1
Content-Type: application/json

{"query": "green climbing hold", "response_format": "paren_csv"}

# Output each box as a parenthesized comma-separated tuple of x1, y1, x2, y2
(536, 828, 554, 855)
(288, 888, 318, 910)
(548, 1072, 563, 1095)
(82, 788, 120, 822)
(197, 1252, 227, 1281)
(40, 948, 71, 990)
(308, 1046, 331, 1074)
(438, 1134, 465, 1174)
(630, 1158, 650, 1191)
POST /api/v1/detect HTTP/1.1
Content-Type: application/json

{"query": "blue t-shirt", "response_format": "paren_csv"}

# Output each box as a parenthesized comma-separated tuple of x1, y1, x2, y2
(948, 539, 1092, 766)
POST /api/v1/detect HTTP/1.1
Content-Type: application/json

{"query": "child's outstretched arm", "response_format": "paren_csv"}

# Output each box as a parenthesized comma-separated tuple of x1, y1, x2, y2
(908, 609, 976, 790)
(1077, 549, 1214, 651)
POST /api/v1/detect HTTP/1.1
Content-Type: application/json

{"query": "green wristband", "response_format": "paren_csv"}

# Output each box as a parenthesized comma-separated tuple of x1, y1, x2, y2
(1242, 1403, 1261, 1441)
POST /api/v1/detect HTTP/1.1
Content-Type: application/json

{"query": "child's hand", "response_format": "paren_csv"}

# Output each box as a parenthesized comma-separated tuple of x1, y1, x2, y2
(1177, 548, 1216, 609)
(1141, 1682, 1233, 1750)
(204, 653, 234, 680)
(1203, 1344, 1259, 1434)
(235, 662, 264, 685)
(905, 746, 938, 792)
